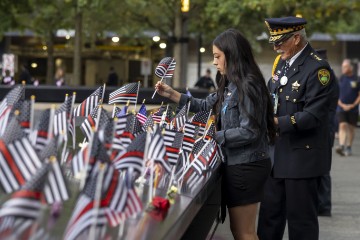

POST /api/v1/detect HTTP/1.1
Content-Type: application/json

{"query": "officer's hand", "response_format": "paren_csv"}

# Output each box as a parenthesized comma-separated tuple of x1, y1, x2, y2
(274, 117, 279, 125)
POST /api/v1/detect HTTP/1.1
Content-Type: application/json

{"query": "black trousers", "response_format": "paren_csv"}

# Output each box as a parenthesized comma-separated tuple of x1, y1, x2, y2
(257, 177, 319, 240)
(317, 172, 332, 214)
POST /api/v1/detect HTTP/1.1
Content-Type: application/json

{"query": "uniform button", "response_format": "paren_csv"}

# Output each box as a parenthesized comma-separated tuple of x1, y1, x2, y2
(293, 99, 297, 102)
(279, 88, 283, 93)
(305, 145, 310, 149)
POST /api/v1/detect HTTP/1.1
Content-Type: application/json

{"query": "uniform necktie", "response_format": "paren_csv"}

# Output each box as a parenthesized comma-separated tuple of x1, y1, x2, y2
(283, 61, 290, 76)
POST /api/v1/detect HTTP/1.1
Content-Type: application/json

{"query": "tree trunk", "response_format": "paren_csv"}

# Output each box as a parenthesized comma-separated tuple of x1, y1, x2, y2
(73, 10, 82, 86)
(173, 10, 182, 88)
(46, 31, 55, 85)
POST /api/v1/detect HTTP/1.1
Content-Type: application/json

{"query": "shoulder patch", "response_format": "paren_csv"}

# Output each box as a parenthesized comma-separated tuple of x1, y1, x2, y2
(318, 69, 330, 85)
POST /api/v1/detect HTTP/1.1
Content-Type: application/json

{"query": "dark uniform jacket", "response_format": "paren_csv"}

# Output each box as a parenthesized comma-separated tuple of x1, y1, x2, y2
(178, 81, 270, 166)
(268, 44, 336, 178)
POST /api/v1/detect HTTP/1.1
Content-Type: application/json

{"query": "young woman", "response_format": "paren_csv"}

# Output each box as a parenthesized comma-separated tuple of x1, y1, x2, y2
(155, 28, 276, 240)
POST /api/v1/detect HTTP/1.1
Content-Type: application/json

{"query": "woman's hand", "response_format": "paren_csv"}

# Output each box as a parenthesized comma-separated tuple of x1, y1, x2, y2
(155, 81, 181, 103)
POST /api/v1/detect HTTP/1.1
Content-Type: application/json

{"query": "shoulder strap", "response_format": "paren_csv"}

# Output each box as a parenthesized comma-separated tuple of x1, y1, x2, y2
(272, 55, 281, 76)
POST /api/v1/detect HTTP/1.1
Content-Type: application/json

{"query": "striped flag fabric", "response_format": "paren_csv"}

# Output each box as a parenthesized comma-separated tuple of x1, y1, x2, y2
(0, 86, 24, 137)
(204, 121, 216, 140)
(155, 57, 176, 79)
(189, 140, 212, 175)
(12, 100, 32, 135)
(151, 105, 166, 123)
(147, 128, 171, 173)
(54, 95, 73, 137)
(142, 115, 154, 132)
(113, 114, 136, 151)
(163, 129, 183, 166)
(0, 118, 42, 194)
(182, 121, 197, 154)
(0, 162, 48, 236)
(80, 105, 101, 140)
(0, 99, 11, 137)
(33, 109, 51, 151)
(136, 102, 147, 125)
(113, 132, 146, 175)
(73, 86, 103, 117)
(172, 102, 188, 130)
(64, 163, 109, 240)
(190, 110, 210, 138)
(65, 162, 121, 240)
(71, 145, 88, 177)
(108, 82, 139, 105)
(43, 157, 70, 204)
(161, 105, 173, 125)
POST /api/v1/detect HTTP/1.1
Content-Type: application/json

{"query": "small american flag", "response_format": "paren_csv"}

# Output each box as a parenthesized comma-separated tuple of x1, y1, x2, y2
(117, 105, 128, 117)
(136, 102, 147, 125)
(190, 110, 210, 138)
(0, 118, 42, 194)
(108, 82, 139, 105)
(80, 106, 105, 140)
(65, 162, 110, 240)
(0, 162, 48, 236)
(182, 121, 197, 154)
(43, 157, 70, 204)
(11, 100, 32, 135)
(142, 115, 154, 132)
(172, 102, 188, 130)
(155, 57, 176, 79)
(112, 106, 121, 118)
(147, 128, 171, 173)
(113, 132, 146, 175)
(113, 114, 136, 151)
(33, 109, 51, 151)
(152, 105, 166, 123)
(54, 95, 73, 137)
(71, 145, 88, 177)
(0, 86, 24, 136)
(204, 122, 216, 140)
(163, 129, 183, 166)
(73, 86, 103, 117)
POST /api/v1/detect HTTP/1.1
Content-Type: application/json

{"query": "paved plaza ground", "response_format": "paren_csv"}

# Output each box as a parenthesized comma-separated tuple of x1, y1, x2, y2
(211, 128, 360, 240)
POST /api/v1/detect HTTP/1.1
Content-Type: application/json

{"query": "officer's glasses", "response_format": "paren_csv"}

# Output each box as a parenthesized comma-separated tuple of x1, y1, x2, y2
(273, 34, 295, 47)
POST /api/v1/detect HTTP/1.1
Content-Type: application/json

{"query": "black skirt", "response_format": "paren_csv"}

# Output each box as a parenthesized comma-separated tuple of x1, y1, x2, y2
(224, 158, 271, 208)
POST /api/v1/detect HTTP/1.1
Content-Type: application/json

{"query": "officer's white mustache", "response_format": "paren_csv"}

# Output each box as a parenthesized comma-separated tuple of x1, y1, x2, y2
(277, 50, 284, 54)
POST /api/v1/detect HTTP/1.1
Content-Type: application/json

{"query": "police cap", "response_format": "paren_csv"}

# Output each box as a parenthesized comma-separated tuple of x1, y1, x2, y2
(265, 16, 307, 44)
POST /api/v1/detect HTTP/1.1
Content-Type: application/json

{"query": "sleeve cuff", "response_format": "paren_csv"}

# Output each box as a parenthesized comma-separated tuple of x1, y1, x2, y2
(278, 115, 297, 134)
(215, 130, 226, 147)
(178, 94, 190, 108)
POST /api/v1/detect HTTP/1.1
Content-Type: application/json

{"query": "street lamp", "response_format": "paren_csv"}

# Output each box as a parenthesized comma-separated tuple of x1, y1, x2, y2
(181, 0, 190, 12)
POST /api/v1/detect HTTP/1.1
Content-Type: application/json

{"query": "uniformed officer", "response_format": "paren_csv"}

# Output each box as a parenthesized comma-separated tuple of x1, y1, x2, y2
(257, 16, 337, 240)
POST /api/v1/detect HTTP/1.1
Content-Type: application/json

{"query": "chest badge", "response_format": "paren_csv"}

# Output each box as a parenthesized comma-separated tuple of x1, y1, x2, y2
(280, 76, 288, 86)
(291, 81, 301, 91)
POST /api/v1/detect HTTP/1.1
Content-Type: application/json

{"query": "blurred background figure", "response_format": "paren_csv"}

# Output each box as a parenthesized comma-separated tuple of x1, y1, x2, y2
(107, 66, 119, 86)
(194, 68, 216, 91)
(54, 67, 65, 87)
(1, 69, 15, 85)
(19, 64, 32, 84)
(336, 59, 360, 157)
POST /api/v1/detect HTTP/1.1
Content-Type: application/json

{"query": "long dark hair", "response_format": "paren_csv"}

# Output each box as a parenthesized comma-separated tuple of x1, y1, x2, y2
(213, 29, 276, 144)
